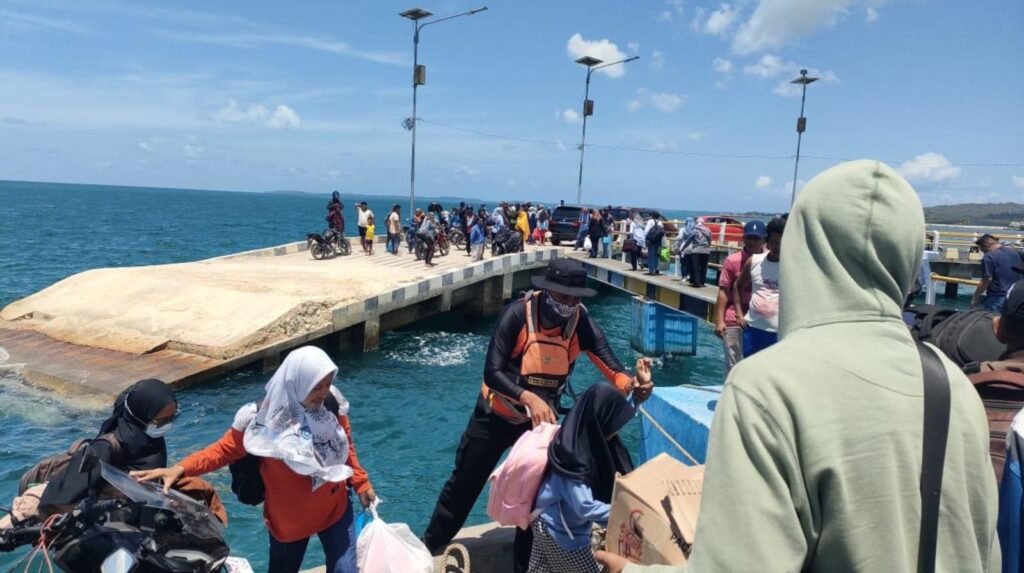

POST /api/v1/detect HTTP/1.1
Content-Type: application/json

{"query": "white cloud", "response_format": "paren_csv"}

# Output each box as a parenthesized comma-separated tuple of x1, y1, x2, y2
(865, 6, 879, 23)
(183, 142, 204, 160)
(214, 100, 268, 123)
(744, 54, 788, 78)
(898, 153, 962, 183)
(704, 4, 740, 37)
(627, 41, 640, 54)
(136, 141, 157, 153)
(93, 160, 113, 169)
(561, 108, 581, 124)
(505, 178, 517, 188)
(687, 131, 705, 141)
(163, 32, 406, 66)
(713, 57, 733, 73)
(745, 55, 840, 96)
(756, 175, 774, 189)
(690, 7, 707, 32)
(627, 100, 644, 112)
(455, 164, 480, 177)
(650, 92, 686, 112)
(214, 100, 300, 129)
(732, 0, 856, 55)
(0, 9, 92, 35)
(657, 0, 685, 24)
(267, 105, 301, 129)
(1012, 176, 1024, 190)
(566, 34, 630, 78)
(650, 50, 666, 71)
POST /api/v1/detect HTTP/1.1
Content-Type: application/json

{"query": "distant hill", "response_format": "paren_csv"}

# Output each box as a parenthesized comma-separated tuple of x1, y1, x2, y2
(924, 202, 1024, 227)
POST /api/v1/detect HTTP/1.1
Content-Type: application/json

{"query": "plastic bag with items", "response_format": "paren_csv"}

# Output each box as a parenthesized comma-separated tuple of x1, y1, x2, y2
(356, 500, 433, 573)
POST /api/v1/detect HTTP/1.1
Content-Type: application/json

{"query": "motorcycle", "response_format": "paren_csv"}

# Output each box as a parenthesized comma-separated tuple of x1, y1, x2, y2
(415, 227, 450, 260)
(307, 230, 351, 260)
(491, 228, 523, 256)
(1, 461, 234, 573)
(448, 227, 466, 249)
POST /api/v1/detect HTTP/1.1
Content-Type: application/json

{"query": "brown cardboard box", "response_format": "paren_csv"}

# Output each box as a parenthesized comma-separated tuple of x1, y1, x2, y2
(605, 453, 705, 566)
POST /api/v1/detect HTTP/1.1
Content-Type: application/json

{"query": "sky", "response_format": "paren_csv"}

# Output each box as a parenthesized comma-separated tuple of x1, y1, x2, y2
(0, 0, 1021, 211)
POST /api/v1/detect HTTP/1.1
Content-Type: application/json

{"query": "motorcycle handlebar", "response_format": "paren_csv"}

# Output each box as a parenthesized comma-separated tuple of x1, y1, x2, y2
(0, 526, 42, 552)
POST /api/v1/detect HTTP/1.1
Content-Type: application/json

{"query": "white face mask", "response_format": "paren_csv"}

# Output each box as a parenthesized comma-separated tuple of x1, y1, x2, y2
(144, 422, 172, 438)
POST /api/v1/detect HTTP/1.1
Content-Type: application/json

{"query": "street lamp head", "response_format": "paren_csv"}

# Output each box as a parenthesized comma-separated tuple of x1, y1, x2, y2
(399, 7, 433, 20)
(623, 56, 640, 64)
(575, 56, 604, 67)
(466, 6, 488, 15)
(790, 68, 819, 85)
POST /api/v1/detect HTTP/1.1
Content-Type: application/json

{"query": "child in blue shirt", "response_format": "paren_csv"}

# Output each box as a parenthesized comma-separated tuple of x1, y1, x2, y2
(530, 384, 636, 573)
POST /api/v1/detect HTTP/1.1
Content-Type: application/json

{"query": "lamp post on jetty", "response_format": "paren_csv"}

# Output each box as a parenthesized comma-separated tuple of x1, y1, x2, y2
(400, 6, 488, 217)
(574, 55, 639, 206)
(788, 68, 818, 206)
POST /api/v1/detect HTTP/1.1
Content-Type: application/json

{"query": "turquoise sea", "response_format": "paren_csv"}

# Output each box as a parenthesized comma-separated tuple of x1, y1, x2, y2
(0, 180, 729, 571)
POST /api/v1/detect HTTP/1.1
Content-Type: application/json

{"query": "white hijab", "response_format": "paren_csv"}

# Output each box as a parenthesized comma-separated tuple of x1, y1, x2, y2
(242, 346, 353, 490)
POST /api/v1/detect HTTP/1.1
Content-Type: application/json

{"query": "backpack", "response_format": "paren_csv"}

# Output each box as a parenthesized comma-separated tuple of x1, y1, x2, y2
(229, 393, 342, 506)
(966, 360, 1024, 481)
(930, 309, 1006, 367)
(487, 422, 559, 530)
(19, 434, 121, 496)
(906, 304, 958, 343)
(646, 224, 665, 245)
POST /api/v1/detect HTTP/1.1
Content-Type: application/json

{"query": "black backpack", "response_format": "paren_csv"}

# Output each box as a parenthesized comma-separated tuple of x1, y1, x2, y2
(646, 223, 665, 244)
(930, 309, 1006, 367)
(907, 304, 957, 344)
(229, 393, 342, 506)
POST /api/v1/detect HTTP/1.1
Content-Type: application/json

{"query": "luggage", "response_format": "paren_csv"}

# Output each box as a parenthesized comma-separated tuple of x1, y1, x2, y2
(930, 309, 1005, 367)
(357, 500, 433, 573)
(606, 453, 704, 567)
(623, 238, 637, 253)
(906, 304, 957, 343)
(486, 422, 559, 530)
(967, 360, 1024, 481)
(18, 434, 121, 496)
(646, 224, 665, 245)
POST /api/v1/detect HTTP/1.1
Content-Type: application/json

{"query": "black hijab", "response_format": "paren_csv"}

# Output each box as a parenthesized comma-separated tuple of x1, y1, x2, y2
(548, 383, 635, 503)
(40, 379, 176, 508)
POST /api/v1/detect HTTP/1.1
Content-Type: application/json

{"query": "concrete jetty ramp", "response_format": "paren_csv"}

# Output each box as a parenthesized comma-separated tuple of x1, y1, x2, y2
(0, 241, 558, 398)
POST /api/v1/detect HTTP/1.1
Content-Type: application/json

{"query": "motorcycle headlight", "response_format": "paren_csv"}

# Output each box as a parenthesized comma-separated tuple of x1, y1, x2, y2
(101, 548, 138, 573)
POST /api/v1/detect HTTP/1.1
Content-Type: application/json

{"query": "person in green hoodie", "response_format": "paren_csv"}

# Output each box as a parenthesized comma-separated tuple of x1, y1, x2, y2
(597, 159, 1000, 573)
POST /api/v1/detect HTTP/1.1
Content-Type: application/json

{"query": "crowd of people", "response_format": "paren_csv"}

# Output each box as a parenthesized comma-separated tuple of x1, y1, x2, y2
(13, 161, 1024, 573)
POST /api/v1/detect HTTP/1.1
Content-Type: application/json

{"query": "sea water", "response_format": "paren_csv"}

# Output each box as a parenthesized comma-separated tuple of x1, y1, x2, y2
(0, 181, 727, 570)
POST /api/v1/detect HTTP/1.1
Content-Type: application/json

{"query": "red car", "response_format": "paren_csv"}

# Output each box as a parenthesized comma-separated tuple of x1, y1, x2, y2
(701, 216, 745, 243)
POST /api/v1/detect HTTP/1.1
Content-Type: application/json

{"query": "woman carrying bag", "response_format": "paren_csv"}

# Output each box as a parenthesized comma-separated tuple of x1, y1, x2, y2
(626, 212, 646, 271)
(133, 346, 376, 573)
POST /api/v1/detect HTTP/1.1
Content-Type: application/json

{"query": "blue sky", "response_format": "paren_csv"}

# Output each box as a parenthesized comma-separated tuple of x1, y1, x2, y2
(0, 0, 1021, 211)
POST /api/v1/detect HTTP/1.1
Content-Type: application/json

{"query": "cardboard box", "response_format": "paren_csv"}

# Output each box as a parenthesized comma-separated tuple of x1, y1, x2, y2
(605, 453, 705, 566)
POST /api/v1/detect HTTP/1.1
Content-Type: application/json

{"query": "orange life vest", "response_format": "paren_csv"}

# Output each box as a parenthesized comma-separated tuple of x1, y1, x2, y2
(481, 291, 582, 424)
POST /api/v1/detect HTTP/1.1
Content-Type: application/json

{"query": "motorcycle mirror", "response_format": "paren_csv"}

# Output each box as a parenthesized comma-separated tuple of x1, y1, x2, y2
(100, 547, 137, 573)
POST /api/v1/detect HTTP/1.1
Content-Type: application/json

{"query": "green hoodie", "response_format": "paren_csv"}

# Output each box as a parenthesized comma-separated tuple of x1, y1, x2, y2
(627, 160, 999, 573)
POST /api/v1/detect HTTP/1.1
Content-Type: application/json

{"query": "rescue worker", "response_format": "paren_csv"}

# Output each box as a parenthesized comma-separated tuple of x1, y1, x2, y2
(422, 258, 654, 572)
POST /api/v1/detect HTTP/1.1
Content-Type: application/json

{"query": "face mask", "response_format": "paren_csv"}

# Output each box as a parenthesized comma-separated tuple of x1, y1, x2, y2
(145, 422, 172, 438)
(544, 294, 578, 319)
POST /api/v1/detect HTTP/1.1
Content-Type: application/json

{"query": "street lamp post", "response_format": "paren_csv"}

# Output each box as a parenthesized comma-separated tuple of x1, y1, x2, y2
(575, 55, 638, 206)
(788, 68, 818, 206)
(400, 6, 488, 217)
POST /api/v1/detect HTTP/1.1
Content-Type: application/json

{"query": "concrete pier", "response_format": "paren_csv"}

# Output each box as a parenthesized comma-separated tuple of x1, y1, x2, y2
(0, 241, 558, 397)
(568, 252, 719, 323)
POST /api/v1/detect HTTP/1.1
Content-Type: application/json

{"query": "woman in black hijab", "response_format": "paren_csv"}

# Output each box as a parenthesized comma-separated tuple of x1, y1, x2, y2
(39, 379, 178, 509)
(530, 383, 635, 573)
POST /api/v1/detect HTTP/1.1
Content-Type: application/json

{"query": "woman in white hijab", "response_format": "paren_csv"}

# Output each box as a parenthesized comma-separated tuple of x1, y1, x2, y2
(134, 346, 376, 573)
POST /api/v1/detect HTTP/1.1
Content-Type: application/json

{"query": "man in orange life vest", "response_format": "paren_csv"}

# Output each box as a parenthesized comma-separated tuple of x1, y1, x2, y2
(422, 258, 654, 571)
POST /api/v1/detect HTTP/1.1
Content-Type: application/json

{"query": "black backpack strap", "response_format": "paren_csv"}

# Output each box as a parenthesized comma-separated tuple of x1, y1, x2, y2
(917, 342, 951, 573)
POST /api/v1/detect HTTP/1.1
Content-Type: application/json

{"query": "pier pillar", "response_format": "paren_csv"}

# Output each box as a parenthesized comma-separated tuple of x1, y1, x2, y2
(629, 296, 697, 356)
(362, 315, 380, 352)
(440, 291, 453, 312)
(502, 273, 514, 301)
(943, 281, 959, 300)
(467, 276, 507, 317)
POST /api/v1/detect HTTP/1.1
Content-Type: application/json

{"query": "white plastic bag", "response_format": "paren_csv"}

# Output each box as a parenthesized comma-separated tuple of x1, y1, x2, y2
(357, 500, 433, 573)
(583, 236, 593, 250)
